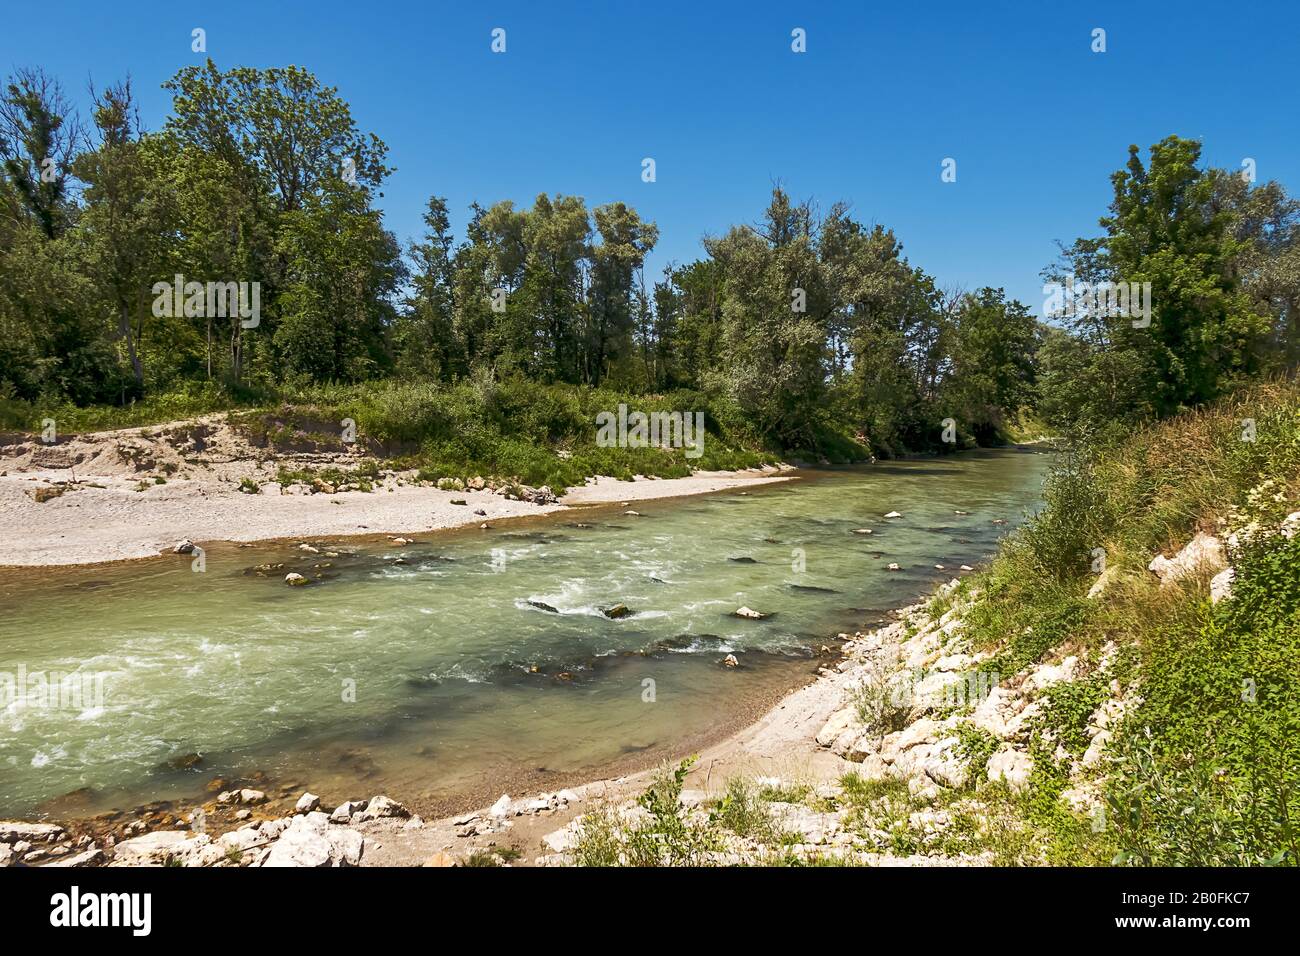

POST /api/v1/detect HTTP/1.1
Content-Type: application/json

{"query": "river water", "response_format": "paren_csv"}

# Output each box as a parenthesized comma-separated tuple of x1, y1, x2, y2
(0, 448, 1051, 818)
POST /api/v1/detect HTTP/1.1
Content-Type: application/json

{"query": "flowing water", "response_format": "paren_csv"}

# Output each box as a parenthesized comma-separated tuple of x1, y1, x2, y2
(0, 448, 1051, 818)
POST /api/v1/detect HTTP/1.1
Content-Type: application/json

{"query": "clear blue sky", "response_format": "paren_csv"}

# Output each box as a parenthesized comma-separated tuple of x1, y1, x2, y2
(4, 1, 1296, 313)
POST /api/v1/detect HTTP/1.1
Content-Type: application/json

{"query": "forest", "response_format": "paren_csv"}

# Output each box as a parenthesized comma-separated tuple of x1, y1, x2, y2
(2, 60, 1298, 464)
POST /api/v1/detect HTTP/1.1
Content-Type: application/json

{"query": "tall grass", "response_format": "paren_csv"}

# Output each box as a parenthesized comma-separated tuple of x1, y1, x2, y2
(957, 377, 1300, 865)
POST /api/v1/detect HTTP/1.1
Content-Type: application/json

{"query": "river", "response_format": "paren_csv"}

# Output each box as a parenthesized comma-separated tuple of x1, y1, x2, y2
(0, 448, 1051, 819)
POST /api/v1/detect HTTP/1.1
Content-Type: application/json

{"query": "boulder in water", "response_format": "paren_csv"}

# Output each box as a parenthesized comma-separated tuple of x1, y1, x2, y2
(733, 606, 767, 620)
(285, 572, 309, 586)
(603, 603, 633, 619)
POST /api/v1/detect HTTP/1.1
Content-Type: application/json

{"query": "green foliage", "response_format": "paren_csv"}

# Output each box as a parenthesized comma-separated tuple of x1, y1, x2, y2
(955, 725, 999, 783)
(1107, 533, 1300, 865)
(1033, 672, 1109, 757)
(1041, 136, 1296, 435)
(571, 757, 721, 867)
(849, 665, 910, 744)
(709, 779, 785, 842)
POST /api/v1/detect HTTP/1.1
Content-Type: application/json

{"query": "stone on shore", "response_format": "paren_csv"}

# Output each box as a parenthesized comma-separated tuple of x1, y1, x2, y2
(262, 811, 364, 867)
(355, 795, 409, 822)
(330, 800, 366, 823)
(111, 830, 205, 866)
(1210, 567, 1235, 604)
(294, 792, 320, 814)
(986, 748, 1033, 793)
(0, 821, 65, 844)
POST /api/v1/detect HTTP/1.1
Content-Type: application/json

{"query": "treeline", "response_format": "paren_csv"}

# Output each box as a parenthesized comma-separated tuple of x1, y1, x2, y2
(1038, 136, 1300, 439)
(2, 62, 1297, 455)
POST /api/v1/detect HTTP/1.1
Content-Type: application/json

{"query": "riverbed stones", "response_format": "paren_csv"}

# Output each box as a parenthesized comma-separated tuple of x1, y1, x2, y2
(0, 821, 65, 844)
(111, 830, 206, 866)
(284, 572, 308, 586)
(884, 511, 902, 519)
(330, 800, 367, 823)
(293, 792, 321, 814)
(733, 606, 767, 620)
(355, 795, 409, 821)
(46, 845, 104, 867)
(262, 811, 364, 867)
(173, 539, 196, 554)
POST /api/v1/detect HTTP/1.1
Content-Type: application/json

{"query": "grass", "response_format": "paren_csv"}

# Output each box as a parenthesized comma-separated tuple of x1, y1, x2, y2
(2, 374, 795, 489)
(947, 378, 1300, 866)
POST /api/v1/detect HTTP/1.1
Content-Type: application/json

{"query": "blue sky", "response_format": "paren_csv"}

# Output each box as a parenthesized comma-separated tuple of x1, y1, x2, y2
(4, 1, 1296, 313)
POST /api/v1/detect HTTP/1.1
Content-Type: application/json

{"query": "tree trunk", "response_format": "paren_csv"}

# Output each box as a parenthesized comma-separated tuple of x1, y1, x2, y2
(120, 304, 143, 386)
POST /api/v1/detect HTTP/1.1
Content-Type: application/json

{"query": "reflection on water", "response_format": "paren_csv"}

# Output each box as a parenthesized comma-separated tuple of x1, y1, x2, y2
(0, 448, 1051, 817)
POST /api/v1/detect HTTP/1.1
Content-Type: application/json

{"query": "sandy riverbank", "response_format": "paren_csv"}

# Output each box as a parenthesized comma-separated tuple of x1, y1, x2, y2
(0, 415, 792, 567)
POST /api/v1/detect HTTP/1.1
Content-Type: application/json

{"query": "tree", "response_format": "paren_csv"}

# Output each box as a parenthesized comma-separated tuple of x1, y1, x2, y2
(0, 67, 82, 239)
(274, 178, 403, 383)
(72, 80, 176, 393)
(585, 201, 658, 384)
(1050, 137, 1272, 426)
(943, 288, 1038, 441)
(396, 196, 458, 379)
(702, 188, 831, 447)
(163, 61, 390, 214)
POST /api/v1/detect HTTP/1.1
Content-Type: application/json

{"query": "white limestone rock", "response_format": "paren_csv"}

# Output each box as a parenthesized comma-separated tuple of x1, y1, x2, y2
(1148, 532, 1226, 584)
(986, 748, 1033, 793)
